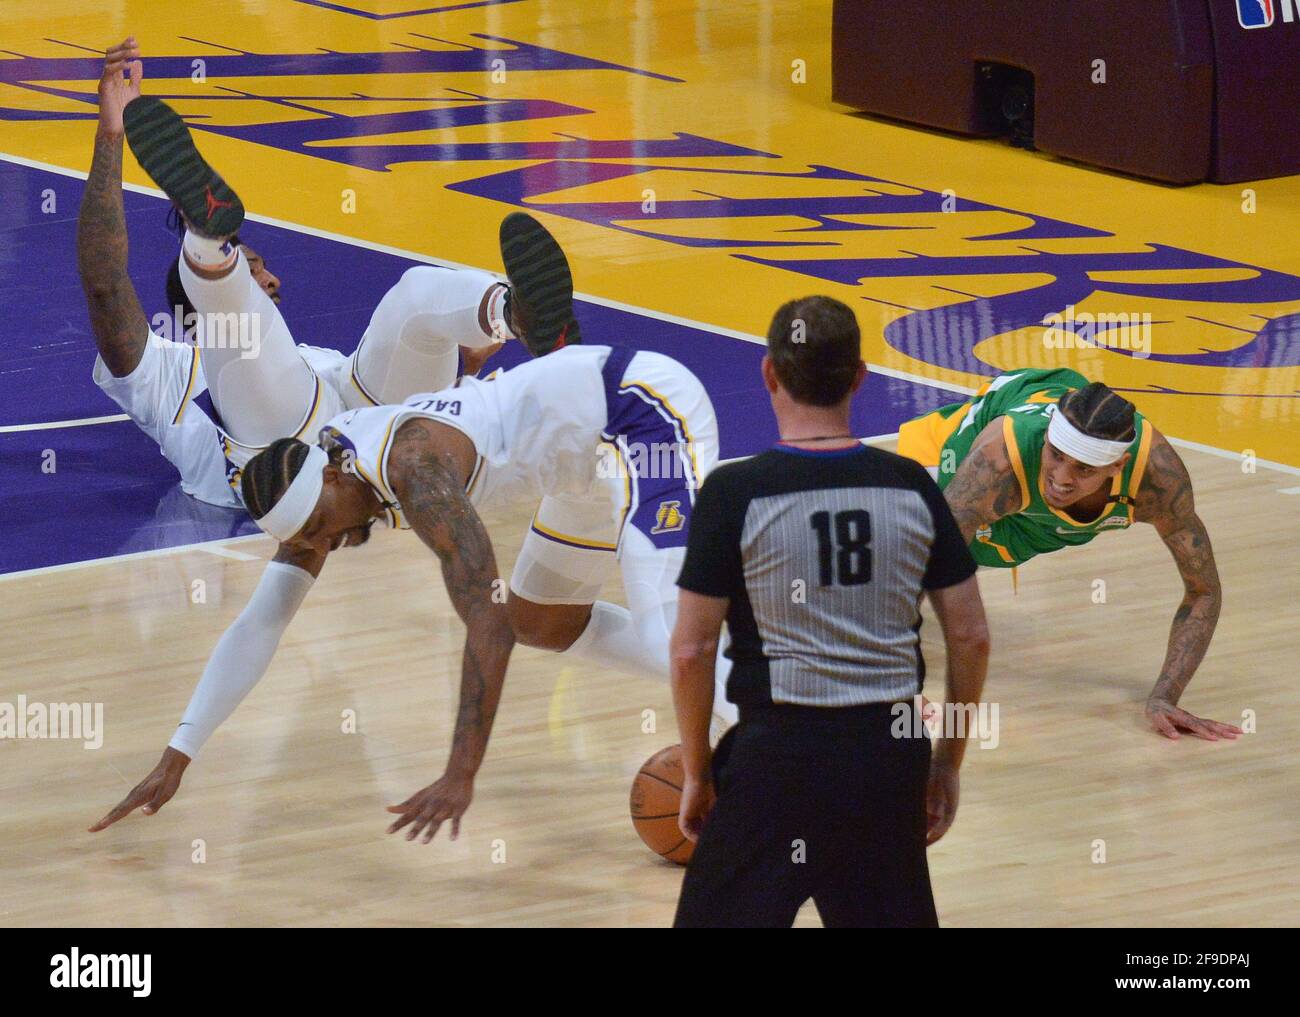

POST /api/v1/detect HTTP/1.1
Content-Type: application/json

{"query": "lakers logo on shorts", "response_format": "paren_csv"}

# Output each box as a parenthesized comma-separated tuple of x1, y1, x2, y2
(651, 500, 686, 534)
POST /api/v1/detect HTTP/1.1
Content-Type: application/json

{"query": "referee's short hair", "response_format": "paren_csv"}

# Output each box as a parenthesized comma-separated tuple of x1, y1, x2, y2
(767, 296, 862, 407)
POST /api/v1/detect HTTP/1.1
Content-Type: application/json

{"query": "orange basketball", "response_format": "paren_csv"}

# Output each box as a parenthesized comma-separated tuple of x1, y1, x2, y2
(629, 744, 695, 865)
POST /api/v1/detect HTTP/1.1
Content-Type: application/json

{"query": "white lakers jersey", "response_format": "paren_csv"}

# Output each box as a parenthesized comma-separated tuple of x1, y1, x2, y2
(315, 345, 617, 528)
(213, 345, 350, 495)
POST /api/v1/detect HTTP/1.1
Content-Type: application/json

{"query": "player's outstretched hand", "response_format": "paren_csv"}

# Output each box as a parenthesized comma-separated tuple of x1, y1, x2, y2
(89, 746, 190, 832)
(386, 772, 473, 844)
(97, 37, 144, 136)
(678, 776, 716, 843)
(1145, 698, 1243, 741)
(925, 759, 959, 845)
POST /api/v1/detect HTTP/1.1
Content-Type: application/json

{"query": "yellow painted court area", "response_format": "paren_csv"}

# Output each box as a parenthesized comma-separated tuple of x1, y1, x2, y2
(0, 1, 1297, 930)
(2, 0, 1297, 463)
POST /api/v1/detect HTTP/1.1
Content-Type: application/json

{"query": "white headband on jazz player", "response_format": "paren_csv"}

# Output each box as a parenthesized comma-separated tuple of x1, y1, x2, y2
(253, 445, 329, 542)
(1046, 411, 1131, 467)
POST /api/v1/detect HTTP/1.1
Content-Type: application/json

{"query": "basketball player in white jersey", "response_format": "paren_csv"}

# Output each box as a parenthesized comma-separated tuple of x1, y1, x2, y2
(91, 342, 722, 843)
(80, 41, 565, 510)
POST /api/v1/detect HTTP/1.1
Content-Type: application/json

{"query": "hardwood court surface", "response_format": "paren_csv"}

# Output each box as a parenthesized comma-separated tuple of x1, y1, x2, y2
(0, 0, 1297, 926)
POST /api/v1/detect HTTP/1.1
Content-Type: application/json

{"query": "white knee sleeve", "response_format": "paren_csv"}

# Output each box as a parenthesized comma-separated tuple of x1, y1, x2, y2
(351, 266, 499, 405)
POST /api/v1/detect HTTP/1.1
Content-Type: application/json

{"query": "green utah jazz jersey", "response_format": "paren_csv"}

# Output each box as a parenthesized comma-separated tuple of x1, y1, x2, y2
(933, 368, 1152, 568)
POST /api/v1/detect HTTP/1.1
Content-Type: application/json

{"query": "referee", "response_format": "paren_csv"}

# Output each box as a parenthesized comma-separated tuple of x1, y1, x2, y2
(670, 296, 989, 928)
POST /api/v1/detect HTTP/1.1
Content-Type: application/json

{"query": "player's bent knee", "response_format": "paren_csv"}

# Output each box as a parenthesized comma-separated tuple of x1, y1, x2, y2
(396, 265, 441, 297)
(506, 595, 592, 651)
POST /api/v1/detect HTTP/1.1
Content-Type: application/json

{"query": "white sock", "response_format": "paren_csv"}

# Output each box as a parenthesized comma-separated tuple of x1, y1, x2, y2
(564, 601, 666, 680)
(563, 600, 740, 734)
(183, 229, 237, 270)
(487, 284, 518, 341)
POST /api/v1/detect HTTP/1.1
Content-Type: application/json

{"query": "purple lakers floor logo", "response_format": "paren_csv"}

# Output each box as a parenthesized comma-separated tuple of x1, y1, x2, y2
(5, 38, 1298, 393)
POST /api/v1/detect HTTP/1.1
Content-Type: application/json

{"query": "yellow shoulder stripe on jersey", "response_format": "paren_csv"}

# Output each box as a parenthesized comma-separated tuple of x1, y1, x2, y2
(170, 345, 202, 426)
(375, 412, 481, 503)
(1126, 422, 1154, 517)
(978, 533, 1017, 564)
(349, 360, 381, 407)
(612, 438, 634, 542)
(374, 414, 404, 502)
(351, 457, 387, 506)
(465, 454, 485, 498)
(1000, 415, 1032, 512)
(291, 374, 325, 442)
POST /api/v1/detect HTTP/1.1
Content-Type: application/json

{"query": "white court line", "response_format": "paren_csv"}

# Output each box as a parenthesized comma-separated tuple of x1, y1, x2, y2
(0, 533, 271, 584)
(1160, 436, 1300, 477)
(0, 150, 1296, 583)
(0, 426, 1288, 585)
(0, 413, 129, 434)
(198, 543, 263, 561)
(4, 440, 889, 583)
(0, 150, 968, 399)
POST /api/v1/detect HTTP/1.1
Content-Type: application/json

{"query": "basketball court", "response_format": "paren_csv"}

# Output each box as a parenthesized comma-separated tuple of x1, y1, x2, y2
(1, 0, 1297, 927)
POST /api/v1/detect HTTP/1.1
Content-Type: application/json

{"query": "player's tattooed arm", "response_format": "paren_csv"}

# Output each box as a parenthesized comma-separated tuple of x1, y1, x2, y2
(1133, 431, 1239, 741)
(78, 38, 150, 378)
(941, 418, 1027, 545)
(384, 419, 514, 843)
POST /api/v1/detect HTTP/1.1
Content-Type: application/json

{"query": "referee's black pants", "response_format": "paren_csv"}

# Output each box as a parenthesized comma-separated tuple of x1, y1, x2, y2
(673, 702, 938, 928)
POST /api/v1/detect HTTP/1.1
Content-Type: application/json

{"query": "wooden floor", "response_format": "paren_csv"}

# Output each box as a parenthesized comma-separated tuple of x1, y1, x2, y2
(2, 0, 1298, 928)
(2, 442, 1297, 927)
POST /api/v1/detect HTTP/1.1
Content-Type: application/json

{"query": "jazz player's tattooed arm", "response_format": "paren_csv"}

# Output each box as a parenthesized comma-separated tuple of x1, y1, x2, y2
(941, 418, 1027, 545)
(383, 419, 515, 843)
(78, 38, 150, 378)
(1133, 431, 1240, 741)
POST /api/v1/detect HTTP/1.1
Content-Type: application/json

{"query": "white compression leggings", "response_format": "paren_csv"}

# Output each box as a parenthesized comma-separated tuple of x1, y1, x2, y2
(562, 527, 737, 726)
(350, 264, 500, 405)
(180, 245, 314, 447)
(179, 243, 498, 447)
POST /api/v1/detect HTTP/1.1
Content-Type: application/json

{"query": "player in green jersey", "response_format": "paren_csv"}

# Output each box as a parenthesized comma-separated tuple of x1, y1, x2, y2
(899, 367, 1239, 742)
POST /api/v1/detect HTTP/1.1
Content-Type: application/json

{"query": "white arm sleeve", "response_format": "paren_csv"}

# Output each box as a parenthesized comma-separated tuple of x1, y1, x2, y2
(168, 560, 316, 759)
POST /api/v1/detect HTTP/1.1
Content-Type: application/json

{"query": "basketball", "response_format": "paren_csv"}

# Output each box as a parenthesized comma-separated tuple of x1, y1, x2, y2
(629, 744, 695, 865)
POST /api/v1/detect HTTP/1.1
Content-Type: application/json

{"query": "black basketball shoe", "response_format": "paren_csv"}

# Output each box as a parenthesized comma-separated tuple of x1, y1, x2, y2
(123, 96, 244, 239)
(499, 212, 581, 356)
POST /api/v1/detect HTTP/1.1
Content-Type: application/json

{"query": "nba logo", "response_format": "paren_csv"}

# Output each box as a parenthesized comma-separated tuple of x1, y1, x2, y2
(1237, 0, 1274, 28)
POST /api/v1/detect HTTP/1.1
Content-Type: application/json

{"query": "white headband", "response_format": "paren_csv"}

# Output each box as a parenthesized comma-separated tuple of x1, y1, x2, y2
(254, 445, 328, 542)
(1047, 411, 1131, 467)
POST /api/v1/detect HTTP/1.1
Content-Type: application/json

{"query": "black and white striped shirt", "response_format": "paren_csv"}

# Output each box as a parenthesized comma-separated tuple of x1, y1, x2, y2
(677, 444, 976, 708)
